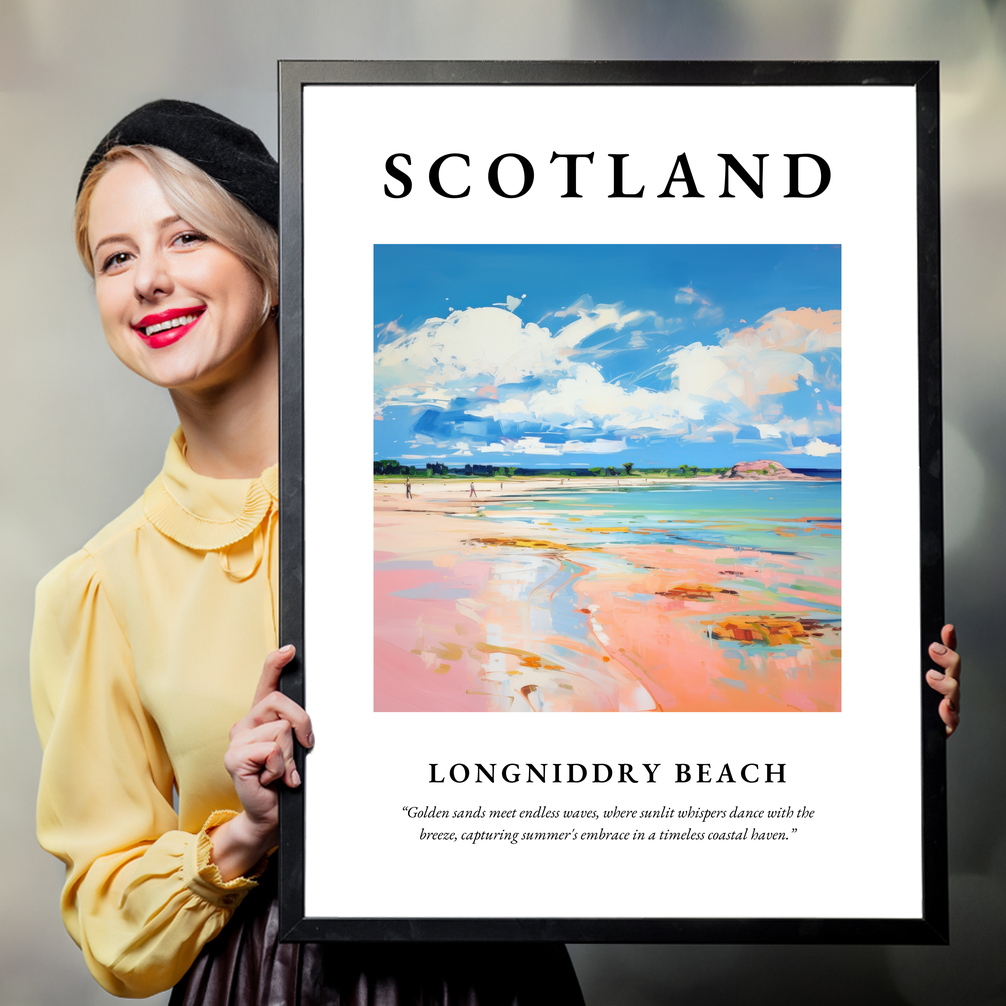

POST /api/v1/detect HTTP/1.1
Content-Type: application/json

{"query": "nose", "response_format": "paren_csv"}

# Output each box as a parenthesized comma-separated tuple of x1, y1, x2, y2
(133, 247, 173, 303)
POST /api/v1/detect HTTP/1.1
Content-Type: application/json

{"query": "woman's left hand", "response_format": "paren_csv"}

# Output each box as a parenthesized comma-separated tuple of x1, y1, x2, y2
(209, 645, 313, 881)
(926, 624, 961, 737)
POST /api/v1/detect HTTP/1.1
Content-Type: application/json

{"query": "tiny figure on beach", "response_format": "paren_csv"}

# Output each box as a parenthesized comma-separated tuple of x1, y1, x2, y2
(469, 481, 477, 498)
(405, 475, 412, 499)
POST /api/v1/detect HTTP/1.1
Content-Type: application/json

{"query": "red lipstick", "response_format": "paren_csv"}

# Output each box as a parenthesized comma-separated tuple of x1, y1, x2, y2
(132, 306, 206, 349)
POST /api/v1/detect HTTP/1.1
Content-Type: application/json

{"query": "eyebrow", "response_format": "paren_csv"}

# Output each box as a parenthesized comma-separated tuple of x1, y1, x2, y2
(91, 215, 185, 257)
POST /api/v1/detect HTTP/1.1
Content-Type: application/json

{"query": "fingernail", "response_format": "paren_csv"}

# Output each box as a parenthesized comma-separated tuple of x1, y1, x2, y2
(307, 732, 315, 748)
(280, 644, 295, 654)
(927, 669, 944, 680)
(931, 643, 947, 654)
(292, 768, 301, 787)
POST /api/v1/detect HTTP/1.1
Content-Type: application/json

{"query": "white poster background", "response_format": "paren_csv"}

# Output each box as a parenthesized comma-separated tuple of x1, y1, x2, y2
(301, 85, 920, 920)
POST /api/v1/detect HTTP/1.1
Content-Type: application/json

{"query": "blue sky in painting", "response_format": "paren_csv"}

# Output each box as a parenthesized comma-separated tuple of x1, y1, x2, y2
(374, 245, 841, 469)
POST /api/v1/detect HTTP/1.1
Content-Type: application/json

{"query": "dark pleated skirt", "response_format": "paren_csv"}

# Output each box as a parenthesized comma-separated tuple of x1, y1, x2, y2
(169, 869, 584, 1006)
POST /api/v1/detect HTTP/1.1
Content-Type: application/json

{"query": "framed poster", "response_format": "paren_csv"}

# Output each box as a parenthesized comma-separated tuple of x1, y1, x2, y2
(277, 61, 946, 943)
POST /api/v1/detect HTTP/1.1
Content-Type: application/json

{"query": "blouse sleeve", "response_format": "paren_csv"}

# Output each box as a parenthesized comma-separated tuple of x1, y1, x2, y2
(30, 549, 262, 998)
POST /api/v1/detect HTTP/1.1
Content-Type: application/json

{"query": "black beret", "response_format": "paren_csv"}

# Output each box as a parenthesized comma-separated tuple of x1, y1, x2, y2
(78, 99, 278, 228)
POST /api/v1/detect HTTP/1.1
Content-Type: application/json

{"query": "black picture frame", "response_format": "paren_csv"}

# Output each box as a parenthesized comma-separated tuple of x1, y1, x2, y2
(277, 60, 945, 944)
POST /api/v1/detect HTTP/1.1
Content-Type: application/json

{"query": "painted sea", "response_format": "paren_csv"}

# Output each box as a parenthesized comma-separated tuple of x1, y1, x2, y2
(374, 477, 841, 713)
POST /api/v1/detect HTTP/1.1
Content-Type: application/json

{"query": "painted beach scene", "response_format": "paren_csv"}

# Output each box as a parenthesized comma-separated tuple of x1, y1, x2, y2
(374, 245, 841, 713)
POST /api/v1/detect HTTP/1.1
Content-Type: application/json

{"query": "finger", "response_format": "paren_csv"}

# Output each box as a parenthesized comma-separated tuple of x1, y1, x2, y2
(939, 697, 960, 737)
(926, 669, 960, 707)
(928, 642, 961, 680)
(237, 719, 300, 788)
(941, 624, 957, 652)
(224, 739, 287, 786)
(245, 690, 314, 749)
(258, 742, 287, 787)
(230, 695, 313, 752)
(252, 645, 296, 707)
(927, 669, 961, 738)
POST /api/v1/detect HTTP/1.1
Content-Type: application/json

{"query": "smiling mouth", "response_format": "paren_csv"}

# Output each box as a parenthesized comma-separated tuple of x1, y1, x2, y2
(142, 313, 199, 337)
(134, 307, 206, 338)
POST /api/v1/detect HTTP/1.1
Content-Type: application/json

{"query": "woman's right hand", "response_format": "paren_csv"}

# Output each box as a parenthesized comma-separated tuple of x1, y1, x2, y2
(209, 645, 314, 881)
(926, 624, 961, 737)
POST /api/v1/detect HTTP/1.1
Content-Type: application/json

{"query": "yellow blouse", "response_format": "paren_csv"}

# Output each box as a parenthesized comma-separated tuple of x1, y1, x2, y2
(31, 428, 279, 998)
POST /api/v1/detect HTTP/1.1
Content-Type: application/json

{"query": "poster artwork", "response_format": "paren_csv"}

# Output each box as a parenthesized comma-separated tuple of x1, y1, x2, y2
(373, 244, 841, 713)
(287, 64, 943, 940)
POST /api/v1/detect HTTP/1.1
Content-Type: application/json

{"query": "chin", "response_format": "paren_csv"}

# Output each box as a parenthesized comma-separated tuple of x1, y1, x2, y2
(121, 351, 219, 391)
(152, 368, 209, 391)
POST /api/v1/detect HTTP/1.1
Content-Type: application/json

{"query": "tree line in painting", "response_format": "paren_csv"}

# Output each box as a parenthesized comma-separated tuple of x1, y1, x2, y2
(373, 459, 732, 478)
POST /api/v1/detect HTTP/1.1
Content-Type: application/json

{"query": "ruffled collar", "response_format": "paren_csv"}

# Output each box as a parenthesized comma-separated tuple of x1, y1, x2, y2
(143, 428, 278, 551)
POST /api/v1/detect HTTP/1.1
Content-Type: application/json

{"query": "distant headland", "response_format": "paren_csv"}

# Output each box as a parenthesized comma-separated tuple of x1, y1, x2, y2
(706, 460, 834, 481)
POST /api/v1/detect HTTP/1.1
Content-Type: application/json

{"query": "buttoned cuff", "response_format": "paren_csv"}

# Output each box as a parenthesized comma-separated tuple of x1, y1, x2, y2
(182, 810, 269, 910)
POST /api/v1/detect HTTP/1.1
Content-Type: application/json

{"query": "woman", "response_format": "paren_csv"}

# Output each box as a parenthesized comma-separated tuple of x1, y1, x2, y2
(31, 100, 586, 1003)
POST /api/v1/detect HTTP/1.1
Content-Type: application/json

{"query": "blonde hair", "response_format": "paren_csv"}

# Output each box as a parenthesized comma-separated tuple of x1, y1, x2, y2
(75, 145, 278, 323)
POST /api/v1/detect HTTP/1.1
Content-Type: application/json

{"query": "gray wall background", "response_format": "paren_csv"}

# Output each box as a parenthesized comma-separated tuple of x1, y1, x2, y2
(1, 1, 1003, 1003)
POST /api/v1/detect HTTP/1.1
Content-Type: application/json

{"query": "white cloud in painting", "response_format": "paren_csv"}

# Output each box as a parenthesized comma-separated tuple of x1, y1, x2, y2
(492, 294, 524, 312)
(375, 301, 651, 415)
(732, 307, 841, 353)
(674, 286, 705, 305)
(673, 286, 723, 322)
(375, 307, 558, 391)
(376, 319, 406, 338)
(375, 300, 841, 458)
(706, 420, 742, 434)
(457, 436, 628, 456)
(485, 436, 627, 456)
(693, 304, 724, 321)
(667, 307, 840, 409)
(805, 437, 842, 456)
(549, 296, 655, 346)
(470, 364, 704, 435)
(558, 438, 627, 454)
(650, 307, 843, 447)
(784, 437, 842, 456)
